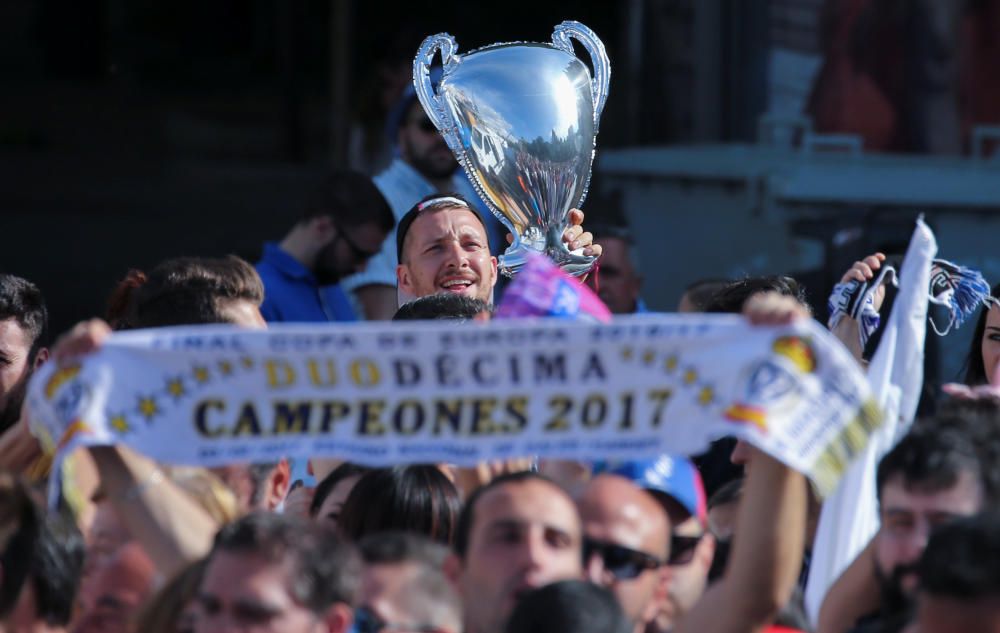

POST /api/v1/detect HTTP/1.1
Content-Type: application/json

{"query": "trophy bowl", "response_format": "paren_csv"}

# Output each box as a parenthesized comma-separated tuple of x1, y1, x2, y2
(414, 21, 610, 277)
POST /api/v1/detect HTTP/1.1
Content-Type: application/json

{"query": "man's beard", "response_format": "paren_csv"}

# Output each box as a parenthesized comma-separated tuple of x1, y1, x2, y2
(0, 374, 29, 435)
(404, 139, 458, 181)
(874, 560, 918, 616)
(313, 243, 346, 286)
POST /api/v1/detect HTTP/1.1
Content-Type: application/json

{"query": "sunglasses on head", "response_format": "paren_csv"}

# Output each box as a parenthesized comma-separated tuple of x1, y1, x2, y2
(583, 537, 663, 580)
(668, 534, 703, 566)
(354, 606, 440, 633)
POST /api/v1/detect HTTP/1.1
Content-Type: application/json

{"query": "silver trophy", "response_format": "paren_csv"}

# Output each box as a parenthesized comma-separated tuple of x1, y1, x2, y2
(414, 21, 610, 277)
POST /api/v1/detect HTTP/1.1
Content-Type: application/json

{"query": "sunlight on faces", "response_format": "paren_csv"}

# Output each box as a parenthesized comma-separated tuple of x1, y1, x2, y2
(876, 471, 983, 595)
(457, 479, 582, 633)
(397, 206, 498, 304)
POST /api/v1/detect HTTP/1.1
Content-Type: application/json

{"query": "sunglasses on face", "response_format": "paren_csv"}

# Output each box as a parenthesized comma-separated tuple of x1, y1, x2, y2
(333, 223, 379, 262)
(583, 537, 664, 581)
(668, 534, 703, 566)
(354, 606, 440, 633)
(408, 116, 439, 134)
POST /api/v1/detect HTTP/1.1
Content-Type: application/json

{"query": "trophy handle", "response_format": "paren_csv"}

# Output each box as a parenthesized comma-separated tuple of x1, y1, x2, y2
(552, 21, 611, 123)
(413, 34, 460, 142)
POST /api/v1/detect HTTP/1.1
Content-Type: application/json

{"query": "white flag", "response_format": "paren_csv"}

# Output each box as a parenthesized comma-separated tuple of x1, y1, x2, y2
(805, 218, 936, 623)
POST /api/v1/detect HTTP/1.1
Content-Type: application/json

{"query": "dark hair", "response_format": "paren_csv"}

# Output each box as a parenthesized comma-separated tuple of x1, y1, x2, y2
(0, 273, 48, 360)
(0, 474, 41, 617)
(454, 471, 564, 559)
(210, 512, 360, 613)
(108, 256, 264, 330)
(682, 278, 732, 312)
(300, 171, 394, 233)
(310, 463, 372, 517)
(919, 511, 1000, 600)
(962, 282, 1000, 385)
(876, 423, 982, 505)
(913, 397, 1000, 504)
(395, 192, 488, 263)
(358, 531, 449, 568)
(503, 580, 631, 633)
(338, 466, 461, 545)
(393, 293, 492, 321)
(30, 510, 85, 626)
(707, 477, 743, 510)
(704, 275, 809, 314)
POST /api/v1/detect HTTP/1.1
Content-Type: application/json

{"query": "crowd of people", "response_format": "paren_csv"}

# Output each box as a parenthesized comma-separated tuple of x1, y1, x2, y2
(2, 73, 1000, 633)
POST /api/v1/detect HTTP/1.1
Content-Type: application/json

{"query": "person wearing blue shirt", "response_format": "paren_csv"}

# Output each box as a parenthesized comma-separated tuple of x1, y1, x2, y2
(256, 171, 394, 323)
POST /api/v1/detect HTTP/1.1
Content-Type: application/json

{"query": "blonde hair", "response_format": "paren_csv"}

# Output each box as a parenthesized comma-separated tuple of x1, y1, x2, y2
(163, 466, 241, 525)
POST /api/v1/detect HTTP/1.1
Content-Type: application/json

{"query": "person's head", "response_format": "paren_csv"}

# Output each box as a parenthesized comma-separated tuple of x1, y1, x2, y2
(310, 463, 372, 528)
(210, 460, 291, 513)
(393, 293, 493, 321)
(875, 424, 986, 602)
(677, 278, 730, 313)
(72, 541, 156, 633)
(396, 194, 497, 305)
(108, 256, 267, 330)
(707, 478, 743, 541)
(577, 474, 670, 633)
(963, 283, 1000, 386)
(338, 466, 461, 545)
(704, 275, 809, 315)
(196, 512, 360, 633)
(134, 558, 208, 633)
(593, 457, 713, 632)
(916, 512, 1000, 633)
(503, 580, 632, 633)
(292, 172, 394, 285)
(0, 274, 49, 433)
(397, 98, 458, 182)
(585, 225, 642, 314)
(356, 532, 460, 633)
(449, 471, 583, 633)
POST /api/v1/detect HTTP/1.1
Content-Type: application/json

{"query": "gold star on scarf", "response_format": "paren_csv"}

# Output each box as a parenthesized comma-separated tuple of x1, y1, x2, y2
(664, 355, 679, 372)
(217, 360, 234, 376)
(642, 349, 656, 365)
(110, 414, 131, 434)
(683, 369, 698, 385)
(137, 396, 160, 420)
(698, 386, 715, 406)
(621, 347, 634, 361)
(240, 356, 255, 370)
(192, 366, 210, 384)
(166, 377, 186, 398)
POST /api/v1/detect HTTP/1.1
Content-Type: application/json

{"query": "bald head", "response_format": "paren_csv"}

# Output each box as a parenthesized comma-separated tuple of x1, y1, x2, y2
(578, 475, 670, 633)
(579, 475, 670, 560)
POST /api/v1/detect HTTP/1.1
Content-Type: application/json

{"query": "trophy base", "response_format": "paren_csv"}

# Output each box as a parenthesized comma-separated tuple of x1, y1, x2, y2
(498, 244, 597, 279)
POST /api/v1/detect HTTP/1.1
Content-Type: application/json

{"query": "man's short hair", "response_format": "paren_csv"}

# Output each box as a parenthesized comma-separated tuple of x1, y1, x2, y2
(210, 512, 360, 613)
(703, 275, 809, 314)
(919, 511, 1000, 600)
(876, 422, 982, 505)
(682, 278, 731, 312)
(395, 192, 489, 263)
(453, 471, 563, 559)
(300, 171, 394, 233)
(358, 531, 449, 568)
(107, 256, 264, 330)
(0, 273, 48, 360)
(393, 293, 492, 321)
(504, 580, 632, 633)
(30, 510, 85, 626)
